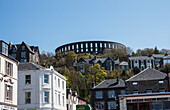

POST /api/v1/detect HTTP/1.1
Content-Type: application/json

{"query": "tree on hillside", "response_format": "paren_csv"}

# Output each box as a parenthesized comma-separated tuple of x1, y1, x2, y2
(153, 46, 159, 54)
(66, 51, 77, 68)
(88, 64, 107, 85)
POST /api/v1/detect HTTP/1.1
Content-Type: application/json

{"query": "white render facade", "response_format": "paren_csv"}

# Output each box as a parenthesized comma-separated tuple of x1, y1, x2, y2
(0, 53, 18, 110)
(18, 63, 67, 110)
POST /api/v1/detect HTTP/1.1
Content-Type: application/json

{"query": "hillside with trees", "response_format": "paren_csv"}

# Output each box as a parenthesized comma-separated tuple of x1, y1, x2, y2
(39, 47, 170, 102)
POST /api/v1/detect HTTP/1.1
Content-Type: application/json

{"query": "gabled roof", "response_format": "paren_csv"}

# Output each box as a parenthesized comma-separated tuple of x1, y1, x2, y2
(119, 61, 128, 66)
(114, 58, 120, 65)
(129, 56, 154, 60)
(92, 79, 125, 89)
(22, 42, 34, 53)
(126, 68, 167, 82)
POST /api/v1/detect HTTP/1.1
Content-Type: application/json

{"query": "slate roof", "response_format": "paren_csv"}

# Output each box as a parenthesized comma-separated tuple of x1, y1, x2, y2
(18, 62, 45, 71)
(119, 61, 128, 66)
(92, 79, 125, 89)
(77, 56, 117, 65)
(114, 58, 120, 65)
(126, 68, 167, 82)
(129, 56, 154, 60)
(152, 54, 165, 58)
(164, 55, 170, 59)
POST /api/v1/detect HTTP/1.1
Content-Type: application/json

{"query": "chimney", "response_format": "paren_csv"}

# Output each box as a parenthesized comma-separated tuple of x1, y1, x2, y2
(9, 41, 13, 49)
(92, 79, 95, 88)
(116, 77, 119, 84)
(168, 73, 170, 92)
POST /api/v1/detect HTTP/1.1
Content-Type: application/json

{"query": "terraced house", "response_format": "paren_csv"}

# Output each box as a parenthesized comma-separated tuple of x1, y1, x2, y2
(90, 78, 126, 110)
(0, 40, 18, 110)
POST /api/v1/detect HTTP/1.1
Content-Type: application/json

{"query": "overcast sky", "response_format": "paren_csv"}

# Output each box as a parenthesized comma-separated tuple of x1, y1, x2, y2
(0, 0, 170, 53)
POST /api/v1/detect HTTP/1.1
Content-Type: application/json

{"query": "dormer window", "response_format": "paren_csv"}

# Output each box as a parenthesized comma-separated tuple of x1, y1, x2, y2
(13, 47, 16, 52)
(22, 46, 25, 50)
(2, 42, 8, 56)
(147, 60, 150, 63)
(159, 81, 164, 84)
(132, 82, 137, 85)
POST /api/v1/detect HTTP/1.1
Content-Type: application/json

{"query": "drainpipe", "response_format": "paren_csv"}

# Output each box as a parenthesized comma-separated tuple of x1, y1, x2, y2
(51, 70, 54, 110)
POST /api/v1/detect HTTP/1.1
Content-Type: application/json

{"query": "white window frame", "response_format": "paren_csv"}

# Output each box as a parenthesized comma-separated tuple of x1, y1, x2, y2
(44, 74, 49, 84)
(44, 91, 49, 103)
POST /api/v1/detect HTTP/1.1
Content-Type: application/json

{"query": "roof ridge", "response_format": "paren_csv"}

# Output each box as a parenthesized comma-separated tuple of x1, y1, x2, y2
(126, 68, 149, 82)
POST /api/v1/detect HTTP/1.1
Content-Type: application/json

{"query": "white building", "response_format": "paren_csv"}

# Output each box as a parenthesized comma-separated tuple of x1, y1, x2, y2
(0, 40, 18, 110)
(163, 54, 170, 66)
(18, 62, 67, 110)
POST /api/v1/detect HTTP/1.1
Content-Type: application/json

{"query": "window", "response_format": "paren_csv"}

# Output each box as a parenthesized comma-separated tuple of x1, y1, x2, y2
(25, 75, 31, 84)
(62, 81, 64, 90)
(95, 43, 97, 47)
(2, 42, 8, 55)
(81, 49, 83, 52)
(6, 61, 13, 76)
(22, 46, 25, 50)
(86, 48, 88, 52)
(76, 44, 78, 49)
(132, 82, 137, 85)
(147, 60, 150, 63)
(146, 90, 152, 93)
(112, 44, 114, 48)
(96, 91, 102, 99)
(86, 43, 88, 48)
(81, 43, 83, 48)
(55, 93, 57, 104)
(25, 92, 31, 104)
(44, 91, 49, 103)
(90, 43, 93, 47)
(95, 102, 104, 110)
(21, 59, 27, 62)
(99, 43, 102, 48)
(108, 101, 116, 109)
(11, 53, 16, 58)
(58, 94, 61, 105)
(80, 69, 84, 73)
(109, 43, 111, 48)
(104, 43, 106, 48)
(5, 85, 12, 100)
(44, 74, 49, 84)
(65, 47, 67, 51)
(91, 48, 93, 51)
(68, 46, 70, 50)
(121, 90, 126, 95)
(21, 52, 26, 58)
(133, 90, 138, 94)
(108, 91, 115, 98)
(63, 96, 64, 106)
(159, 81, 164, 84)
(13, 47, 16, 52)
(72, 45, 74, 49)
(58, 78, 60, 87)
(55, 76, 57, 87)
(159, 89, 165, 93)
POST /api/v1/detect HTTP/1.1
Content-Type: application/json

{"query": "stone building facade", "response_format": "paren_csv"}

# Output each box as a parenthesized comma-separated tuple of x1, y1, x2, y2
(55, 41, 126, 56)
(8, 41, 40, 64)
